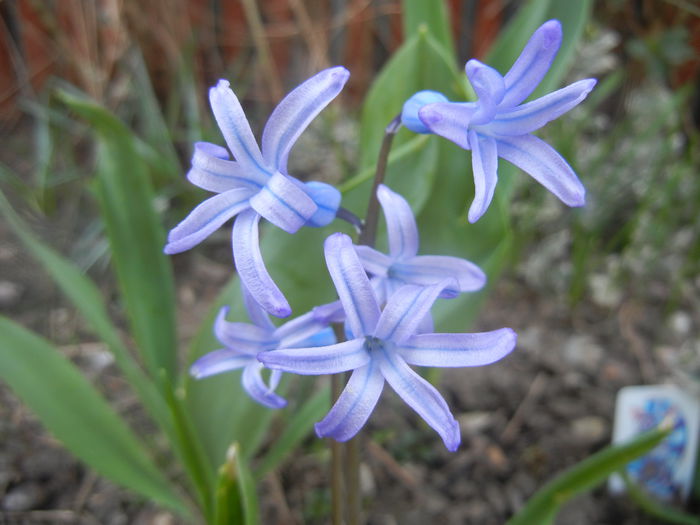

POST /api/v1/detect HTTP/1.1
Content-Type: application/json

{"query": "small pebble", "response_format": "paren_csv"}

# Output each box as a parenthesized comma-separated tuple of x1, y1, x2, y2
(571, 416, 608, 443)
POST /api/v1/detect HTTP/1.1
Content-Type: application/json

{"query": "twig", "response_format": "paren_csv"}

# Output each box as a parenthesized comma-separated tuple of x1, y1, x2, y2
(501, 372, 547, 443)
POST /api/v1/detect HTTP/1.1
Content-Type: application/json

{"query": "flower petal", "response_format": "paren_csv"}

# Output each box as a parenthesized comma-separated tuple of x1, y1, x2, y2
(418, 102, 475, 150)
(232, 209, 292, 317)
(373, 284, 446, 344)
(187, 141, 265, 193)
(496, 134, 586, 207)
(303, 181, 342, 227)
(355, 246, 391, 277)
(467, 130, 499, 223)
(241, 284, 276, 331)
(465, 59, 505, 124)
(242, 363, 287, 409)
(262, 66, 350, 172)
(315, 360, 384, 441)
(488, 79, 597, 136)
(190, 349, 251, 379)
(399, 328, 517, 367)
(377, 184, 420, 259)
(164, 188, 252, 254)
(391, 255, 486, 297)
(249, 171, 317, 233)
(209, 79, 269, 173)
(501, 20, 562, 108)
(214, 306, 276, 354)
(377, 348, 460, 451)
(324, 233, 381, 337)
(259, 338, 369, 375)
(401, 90, 449, 134)
(312, 299, 346, 324)
(275, 310, 335, 348)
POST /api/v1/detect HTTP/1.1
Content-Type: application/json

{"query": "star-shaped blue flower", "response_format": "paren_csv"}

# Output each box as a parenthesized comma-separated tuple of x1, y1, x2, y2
(260, 233, 516, 451)
(164, 67, 350, 317)
(190, 286, 335, 409)
(401, 20, 596, 223)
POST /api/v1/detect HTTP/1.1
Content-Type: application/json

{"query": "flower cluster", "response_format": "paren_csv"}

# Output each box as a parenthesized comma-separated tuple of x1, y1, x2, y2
(167, 20, 594, 450)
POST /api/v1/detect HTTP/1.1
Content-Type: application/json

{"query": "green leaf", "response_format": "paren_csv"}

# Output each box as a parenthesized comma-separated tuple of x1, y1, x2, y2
(0, 317, 187, 516)
(215, 444, 260, 525)
(402, 0, 456, 64)
(507, 426, 673, 525)
(622, 471, 700, 525)
(58, 90, 177, 381)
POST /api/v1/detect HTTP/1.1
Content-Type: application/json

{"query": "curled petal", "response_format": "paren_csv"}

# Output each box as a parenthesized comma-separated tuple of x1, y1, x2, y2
(249, 171, 317, 233)
(190, 349, 251, 379)
(209, 80, 269, 173)
(324, 233, 381, 337)
(467, 130, 499, 223)
(399, 328, 517, 367)
(497, 134, 586, 207)
(303, 181, 342, 227)
(391, 255, 486, 297)
(187, 141, 265, 193)
(377, 184, 419, 259)
(214, 307, 276, 354)
(275, 310, 336, 348)
(242, 363, 287, 409)
(401, 90, 449, 134)
(262, 66, 350, 172)
(377, 348, 460, 451)
(502, 20, 562, 108)
(373, 284, 446, 344)
(465, 60, 505, 124)
(241, 284, 276, 331)
(164, 188, 252, 254)
(418, 102, 475, 150)
(488, 79, 597, 136)
(259, 338, 369, 375)
(355, 246, 391, 277)
(315, 360, 384, 441)
(232, 209, 291, 318)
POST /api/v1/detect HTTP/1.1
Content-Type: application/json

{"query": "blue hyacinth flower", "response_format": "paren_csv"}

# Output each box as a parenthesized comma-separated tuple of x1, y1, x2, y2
(402, 20, 596, 223)
(190, 286, 335, 409)
(164, 67, 349, 317)
(260, 233, 516, 451)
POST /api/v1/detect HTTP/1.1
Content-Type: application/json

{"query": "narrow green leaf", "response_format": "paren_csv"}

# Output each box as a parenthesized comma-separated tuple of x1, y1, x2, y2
(402, 0, 456, 63)
(0, 317, 187, 516)
(58, 90, 177, 381)
(507, 426, 672, 525)
(215, 444, 260, 525)
(255, 386, 330, 479)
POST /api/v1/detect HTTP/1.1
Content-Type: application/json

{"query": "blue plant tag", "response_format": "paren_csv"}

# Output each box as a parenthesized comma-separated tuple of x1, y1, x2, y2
(609, 384, 700, 502)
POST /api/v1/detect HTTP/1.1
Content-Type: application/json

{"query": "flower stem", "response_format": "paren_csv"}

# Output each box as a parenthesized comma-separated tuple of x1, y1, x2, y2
(330, 372, 344, 525)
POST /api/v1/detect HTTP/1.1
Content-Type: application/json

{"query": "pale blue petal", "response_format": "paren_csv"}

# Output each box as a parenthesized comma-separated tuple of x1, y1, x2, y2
(209, 79, 269, 174)
(312, 299, 346, 324)
(249, 171, 317, 233)
(214, 306, 276, 354)
(303, 181, 342, 227)
(373, 284, 446, 344)
(164, 188, 252, 254)
(377, 348, 460, 452)
(242, 363, 287, 409)
(377, 184, 419, 259)
(467, 130, 499, 223)
(324, 233, 380, 337)
(391, 255, 486, 297)
(355, 246, 391, 277)
(465, 59, 505, 124)
(187, 141, 265, 193)
(401, 90, 449, 134)
(501, 20, 562, 108)
(487, 79, 597, 136)
(241, 284, 276, 331)
(232, 209, 292, 318)
(418, 102, 475, 150)
(190, 349, 251, 379)
(315, 360, 384, 441)
(497, 134, 586, 207)
(399, 328, 517, 367)
(259, 338, 369, 375)
(275, 310, 334, 348)
(262, 66, 349, 172)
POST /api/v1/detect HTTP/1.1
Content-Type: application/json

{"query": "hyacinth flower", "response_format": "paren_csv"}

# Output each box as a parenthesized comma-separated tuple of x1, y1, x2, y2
(260, 233, 516, 451)
(190, 286, 335, 409)
(164, 67, 350, 317)
(401, 20, 596, 223)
